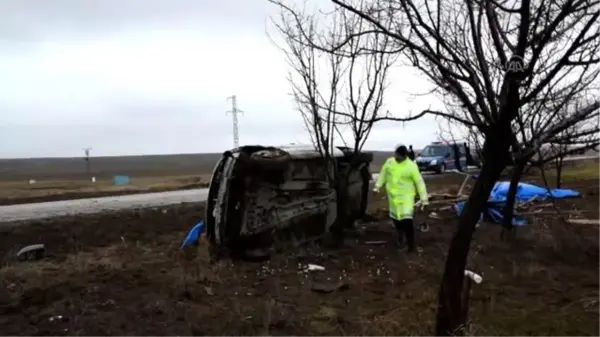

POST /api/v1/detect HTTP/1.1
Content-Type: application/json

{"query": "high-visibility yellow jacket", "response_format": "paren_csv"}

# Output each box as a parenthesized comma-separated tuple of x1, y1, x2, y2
(375, 157, 429, 220)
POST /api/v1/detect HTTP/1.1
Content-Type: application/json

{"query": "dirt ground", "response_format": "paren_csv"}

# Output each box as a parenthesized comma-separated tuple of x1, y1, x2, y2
(0, 172, 598, 335)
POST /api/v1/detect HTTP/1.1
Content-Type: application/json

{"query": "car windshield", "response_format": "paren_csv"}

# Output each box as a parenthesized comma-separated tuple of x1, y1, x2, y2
(420, 145, 447, 157)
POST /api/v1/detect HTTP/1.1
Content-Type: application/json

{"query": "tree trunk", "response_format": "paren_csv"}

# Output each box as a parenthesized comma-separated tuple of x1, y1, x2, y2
(330, 169, 349, 248)
(555, 157, 564, 188)
(458, 277, 473, 329)
(435, 137, 508, 336)
(501, 160, 526, 238)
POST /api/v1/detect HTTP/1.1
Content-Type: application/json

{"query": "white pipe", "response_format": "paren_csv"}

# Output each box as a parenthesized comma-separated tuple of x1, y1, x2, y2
(464, 269, 483, 284)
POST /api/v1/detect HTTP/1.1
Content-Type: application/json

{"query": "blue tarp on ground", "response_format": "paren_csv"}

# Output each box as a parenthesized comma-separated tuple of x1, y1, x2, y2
(454, 181, 580, 226)
(113, 175, 131, 186)
(181, 221, 206, 248)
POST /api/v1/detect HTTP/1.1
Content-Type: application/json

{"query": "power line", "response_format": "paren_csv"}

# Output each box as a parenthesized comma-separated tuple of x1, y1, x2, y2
(226, 95, 244, 148)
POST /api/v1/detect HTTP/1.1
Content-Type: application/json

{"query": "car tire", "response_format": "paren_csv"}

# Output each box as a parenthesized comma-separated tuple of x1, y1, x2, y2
(241, 149, 291, 171)
(437, 164, 446, 174)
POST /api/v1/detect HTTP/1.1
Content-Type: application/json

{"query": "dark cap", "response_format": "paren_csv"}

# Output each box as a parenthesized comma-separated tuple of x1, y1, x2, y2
(395, 145, 408, 156)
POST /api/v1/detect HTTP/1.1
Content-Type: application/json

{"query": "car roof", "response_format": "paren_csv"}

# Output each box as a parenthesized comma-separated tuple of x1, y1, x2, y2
(428, 142, 465, 147)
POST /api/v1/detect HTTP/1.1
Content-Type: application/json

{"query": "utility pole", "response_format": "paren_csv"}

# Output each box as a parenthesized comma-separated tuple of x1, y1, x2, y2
(226, 95, 243, 148)
(83, 147, 92, 175)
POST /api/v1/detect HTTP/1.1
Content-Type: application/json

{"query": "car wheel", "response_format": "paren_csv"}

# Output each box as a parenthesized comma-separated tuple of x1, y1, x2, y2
(242, 149, 291, 171)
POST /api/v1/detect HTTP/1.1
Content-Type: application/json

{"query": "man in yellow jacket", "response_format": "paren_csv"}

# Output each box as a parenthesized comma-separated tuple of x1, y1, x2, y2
(374, 145, 429, 252)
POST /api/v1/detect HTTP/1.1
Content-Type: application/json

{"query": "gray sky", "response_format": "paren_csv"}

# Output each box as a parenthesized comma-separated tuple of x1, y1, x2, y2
(0, 0, 442, 158)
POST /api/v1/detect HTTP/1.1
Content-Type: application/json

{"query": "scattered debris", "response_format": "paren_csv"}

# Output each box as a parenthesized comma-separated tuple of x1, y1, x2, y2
(204, 287, 214, 296)
(180, 221, 205, 248)
(48, 315, 64, 322)
(418, 222, 430, 232)
(567, 218, 599, 226)
(365, 240, 386, 245)
(456, 181, 581, 226)
(305, 264, 325, 272)
(244, 248, 272, 262)
(310, 282, 350, 294)
(464, 269, 483, 284)
(429, 212, 441, 219)
(16, 244, 45, 261)
(457, 174, 472, 197)
(421, 177, 588, 229)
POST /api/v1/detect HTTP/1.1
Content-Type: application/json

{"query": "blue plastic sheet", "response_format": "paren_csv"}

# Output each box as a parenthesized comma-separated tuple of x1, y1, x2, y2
(181, 221, 206, 248)
(113, 175, 130, 186)
(455, 181, 580, 226)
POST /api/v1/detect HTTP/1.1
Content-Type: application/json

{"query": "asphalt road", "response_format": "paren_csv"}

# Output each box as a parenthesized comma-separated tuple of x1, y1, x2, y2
(0, 189, 209, 223)
(0, 155, 595, 223)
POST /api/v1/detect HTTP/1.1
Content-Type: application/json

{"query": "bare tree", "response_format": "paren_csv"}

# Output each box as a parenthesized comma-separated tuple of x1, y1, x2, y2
(534, 101, 600, 188)
(435, 97, 599, 237)
(464, 126, 485, 167)
(501, 98, 599, 231)
(269, 1, 398, 242)
(270, 0, 600, 334)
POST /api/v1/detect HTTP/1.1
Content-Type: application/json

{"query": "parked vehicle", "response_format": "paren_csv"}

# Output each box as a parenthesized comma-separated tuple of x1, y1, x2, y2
(205, 144, 373, 259)
(415, 141, 473, 174)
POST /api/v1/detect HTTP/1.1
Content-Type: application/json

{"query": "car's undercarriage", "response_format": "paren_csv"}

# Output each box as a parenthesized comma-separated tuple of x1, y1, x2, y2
(205, 145, 372, 259)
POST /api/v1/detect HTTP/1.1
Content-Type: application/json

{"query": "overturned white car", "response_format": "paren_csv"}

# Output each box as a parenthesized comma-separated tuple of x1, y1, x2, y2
(205, 144, 373, 259)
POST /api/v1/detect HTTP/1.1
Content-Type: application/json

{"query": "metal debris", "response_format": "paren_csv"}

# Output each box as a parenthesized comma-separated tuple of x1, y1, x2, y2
(16, 244, 45, 261)
(305, 264, 325, 271)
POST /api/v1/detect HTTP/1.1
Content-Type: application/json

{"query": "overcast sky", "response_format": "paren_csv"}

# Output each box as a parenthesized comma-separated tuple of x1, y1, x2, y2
(0, 0, 443, 158)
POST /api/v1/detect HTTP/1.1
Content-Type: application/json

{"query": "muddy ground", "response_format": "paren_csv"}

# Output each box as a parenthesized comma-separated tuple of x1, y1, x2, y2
(0, 178, 598, 335)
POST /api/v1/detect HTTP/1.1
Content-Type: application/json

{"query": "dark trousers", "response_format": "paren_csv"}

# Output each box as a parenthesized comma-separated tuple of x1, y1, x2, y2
(455, 159, 463, 172)
(392, 218, 415, 252)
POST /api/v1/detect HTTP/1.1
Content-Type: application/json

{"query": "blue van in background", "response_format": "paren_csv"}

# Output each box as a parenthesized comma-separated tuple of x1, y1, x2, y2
(415, 141, 470, 174)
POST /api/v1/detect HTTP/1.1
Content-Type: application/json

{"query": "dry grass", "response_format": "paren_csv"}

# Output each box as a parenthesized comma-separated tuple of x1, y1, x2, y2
(0, 174, 211, 205)
(559, 160, 599, 182)
(0, 174, 597, 335)
(521, 159, 599, 184)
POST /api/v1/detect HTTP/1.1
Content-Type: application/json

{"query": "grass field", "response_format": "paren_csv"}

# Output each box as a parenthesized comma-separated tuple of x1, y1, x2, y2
(560, 160, 600, 181)
(0, 153, 222, 205)
(0, 174, 212, 205)
(0, 163, 597, 335)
